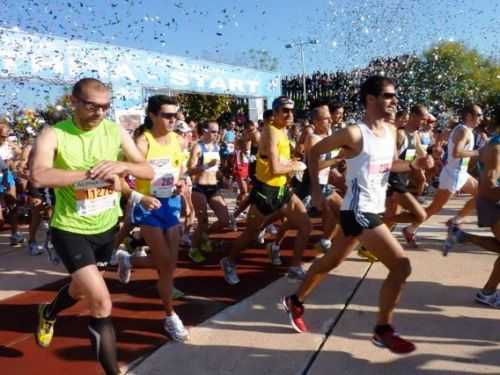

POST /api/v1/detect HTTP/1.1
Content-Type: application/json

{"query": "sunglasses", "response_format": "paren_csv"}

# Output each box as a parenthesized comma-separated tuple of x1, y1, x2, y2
(75, 95, 111, 112)
(158, 112, 177, 119)
(381, 92, 398, 100)
(474, 112, 484, 117)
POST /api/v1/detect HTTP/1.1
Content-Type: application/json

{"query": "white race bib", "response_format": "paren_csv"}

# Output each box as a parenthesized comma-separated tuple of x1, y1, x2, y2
(226, 143, 235, 153)
(150, 158, 177, 198)
(74, 179, 118, 217)
(203, 151, 220, 172)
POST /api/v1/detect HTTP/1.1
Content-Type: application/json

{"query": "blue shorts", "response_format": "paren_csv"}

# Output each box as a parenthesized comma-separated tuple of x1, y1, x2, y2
(0, 170, 15, 194)
(131, 195, 182, 230)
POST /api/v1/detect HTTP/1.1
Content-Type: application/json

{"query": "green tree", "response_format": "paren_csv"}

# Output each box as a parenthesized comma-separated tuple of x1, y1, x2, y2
(178, 93, 233, 122)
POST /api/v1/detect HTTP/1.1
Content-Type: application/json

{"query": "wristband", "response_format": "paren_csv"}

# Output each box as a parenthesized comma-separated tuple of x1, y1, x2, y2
(130, 190, 144, 205)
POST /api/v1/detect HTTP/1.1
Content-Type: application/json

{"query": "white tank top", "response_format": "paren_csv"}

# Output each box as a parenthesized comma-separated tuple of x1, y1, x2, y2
(309, 133, 331, 185)
(0, 143, 13, 162)
(444, 124, 474, 173)
(341, 123, 395, 214)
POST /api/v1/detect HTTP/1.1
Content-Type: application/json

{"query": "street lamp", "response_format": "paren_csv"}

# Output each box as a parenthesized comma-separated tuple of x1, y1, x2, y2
(285, 39, 319, 108)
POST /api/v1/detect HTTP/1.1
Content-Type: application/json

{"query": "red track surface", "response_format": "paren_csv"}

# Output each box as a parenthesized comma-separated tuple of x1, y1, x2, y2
(0, 228, 320, 374)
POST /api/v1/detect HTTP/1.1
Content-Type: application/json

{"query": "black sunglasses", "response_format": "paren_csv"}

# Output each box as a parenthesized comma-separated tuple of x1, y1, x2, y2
(75, 95, 111, 112)
(158, 112, 177, 119)
(381, 92, 398, 100)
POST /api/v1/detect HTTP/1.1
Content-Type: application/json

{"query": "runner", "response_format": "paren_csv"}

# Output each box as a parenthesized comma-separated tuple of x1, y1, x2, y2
(187, 120, 230, 263)
(32, 78, 153, 375)
(115, 95, 189, 341)
(403, 103, 481, 242)
(282, 76, 433, 354)
(220, 96, 311, 285)
(443, 106, 500, 306)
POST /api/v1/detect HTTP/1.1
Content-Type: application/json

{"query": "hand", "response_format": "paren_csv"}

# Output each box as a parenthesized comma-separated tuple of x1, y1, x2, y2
(89, 161, 128, 180)
(207, 159, 218, 168)
(140, 195, 162, 210)
(291, 161, 307, 172)
(414, 155, 434, 170)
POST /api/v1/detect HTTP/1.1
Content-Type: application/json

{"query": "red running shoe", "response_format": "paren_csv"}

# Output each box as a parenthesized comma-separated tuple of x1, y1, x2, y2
(282, 296, 308, 333)
(372, 325, 416, 354)
(402, 226, 418, 248)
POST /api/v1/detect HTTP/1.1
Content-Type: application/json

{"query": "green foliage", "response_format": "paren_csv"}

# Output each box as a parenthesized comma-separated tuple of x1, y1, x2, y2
(417, 41, 499, 111)
(178, 93, 233, 122)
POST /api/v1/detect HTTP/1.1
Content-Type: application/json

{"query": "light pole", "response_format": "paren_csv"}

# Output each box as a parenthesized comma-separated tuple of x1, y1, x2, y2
(285, 39, 318, 108)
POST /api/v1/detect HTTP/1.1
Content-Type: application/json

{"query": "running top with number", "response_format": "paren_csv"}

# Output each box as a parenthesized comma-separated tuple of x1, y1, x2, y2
(199, 142, 220, 172)
(256, 125, 290, 187)
(135, 131, 183, 198)
(309, 133, 337, 185)
(51, 118, 122, 235)
(443, 124, 474, 172)
(223, 129, 236, 153)
(400, 131, 417, 161)
(341, 123, 395, 214)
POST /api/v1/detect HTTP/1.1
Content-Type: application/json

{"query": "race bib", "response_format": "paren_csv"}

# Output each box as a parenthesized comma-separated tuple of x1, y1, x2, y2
(319, 168, 330, 185)
(74, 179, 118, 217)
(226, 143, 235, 153)
(203, 151, 220, 172)
(405, 149, 416, 161)
(150, 158, 177, 198)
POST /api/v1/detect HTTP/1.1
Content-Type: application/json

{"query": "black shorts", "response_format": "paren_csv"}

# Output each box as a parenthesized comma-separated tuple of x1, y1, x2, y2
(340, 210, 383, 237)
(250, 180, 292, 216)
(51, 226, 117, 274)
(249, 161, 257, 183)
(192, 184, 219, 200)
(387, 172, 408, 195)
(477, 196, 500, 228)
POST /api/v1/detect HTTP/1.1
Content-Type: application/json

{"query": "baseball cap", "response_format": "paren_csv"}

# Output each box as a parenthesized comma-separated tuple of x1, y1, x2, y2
(272, 96, 294, 111)
(175, 120, 191, 133)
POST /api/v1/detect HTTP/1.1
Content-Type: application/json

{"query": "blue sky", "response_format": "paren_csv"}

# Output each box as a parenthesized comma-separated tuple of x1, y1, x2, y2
(2, 0, 499, 75)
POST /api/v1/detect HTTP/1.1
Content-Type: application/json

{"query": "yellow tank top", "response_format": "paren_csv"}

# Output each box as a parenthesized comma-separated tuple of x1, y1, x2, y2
(136, 131, 184, 197)
(256, 125, 291, 187)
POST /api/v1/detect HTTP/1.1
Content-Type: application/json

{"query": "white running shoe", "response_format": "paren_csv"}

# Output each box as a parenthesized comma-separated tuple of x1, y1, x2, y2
(266, 242, 282, 266)
(266, 224, 278, 236)
(220, 257, 240, 285)
(116, 250, 132, 284)
(257, 229, 266, 245)
(475, 290, 500, 308)
(287, 266, 306, 281)
(164, 313, 189, 342)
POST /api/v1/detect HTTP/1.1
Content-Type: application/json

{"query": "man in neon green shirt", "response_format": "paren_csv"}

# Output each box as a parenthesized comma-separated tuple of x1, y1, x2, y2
(31, 78, 153, 375)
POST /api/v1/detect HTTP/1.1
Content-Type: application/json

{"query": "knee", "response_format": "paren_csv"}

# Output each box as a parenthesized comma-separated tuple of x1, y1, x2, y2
(390, 258, 412, 282)
(88, 294, 112, 317)
(416, 210, 427, 223)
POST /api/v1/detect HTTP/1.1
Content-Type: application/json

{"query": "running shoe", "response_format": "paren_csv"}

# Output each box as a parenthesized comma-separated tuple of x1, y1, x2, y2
(402, 226, 418, 248)
(257, 229, 266, 245)
(281, 295, 308, 333)
(28, 241, 43, 256)
(116, 249, 132, 284)
(442, 223, 464, 256)
(266, 224, 279, 236)
(10, 232, 25, 247)
(314, 238, 332, 254)
(266, 242, 282, 266)
(475, 290, 500, 308)
(229, 216, 238, 232)
(109, 248, 119, 266)
(44, 241, 60, 265)
(172, 286, 185, 300)
(133, 248, 148, 257)
(164, 313, 189, 342)
(188, 248, 206, 263)
(372, 325, 416, 354)
(287, 266, 306, 281)
(357, 246, 379, 262)
(36, 303, 56, 348)
(200, 235, 213, 253)
(220, 257, 240, 285)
